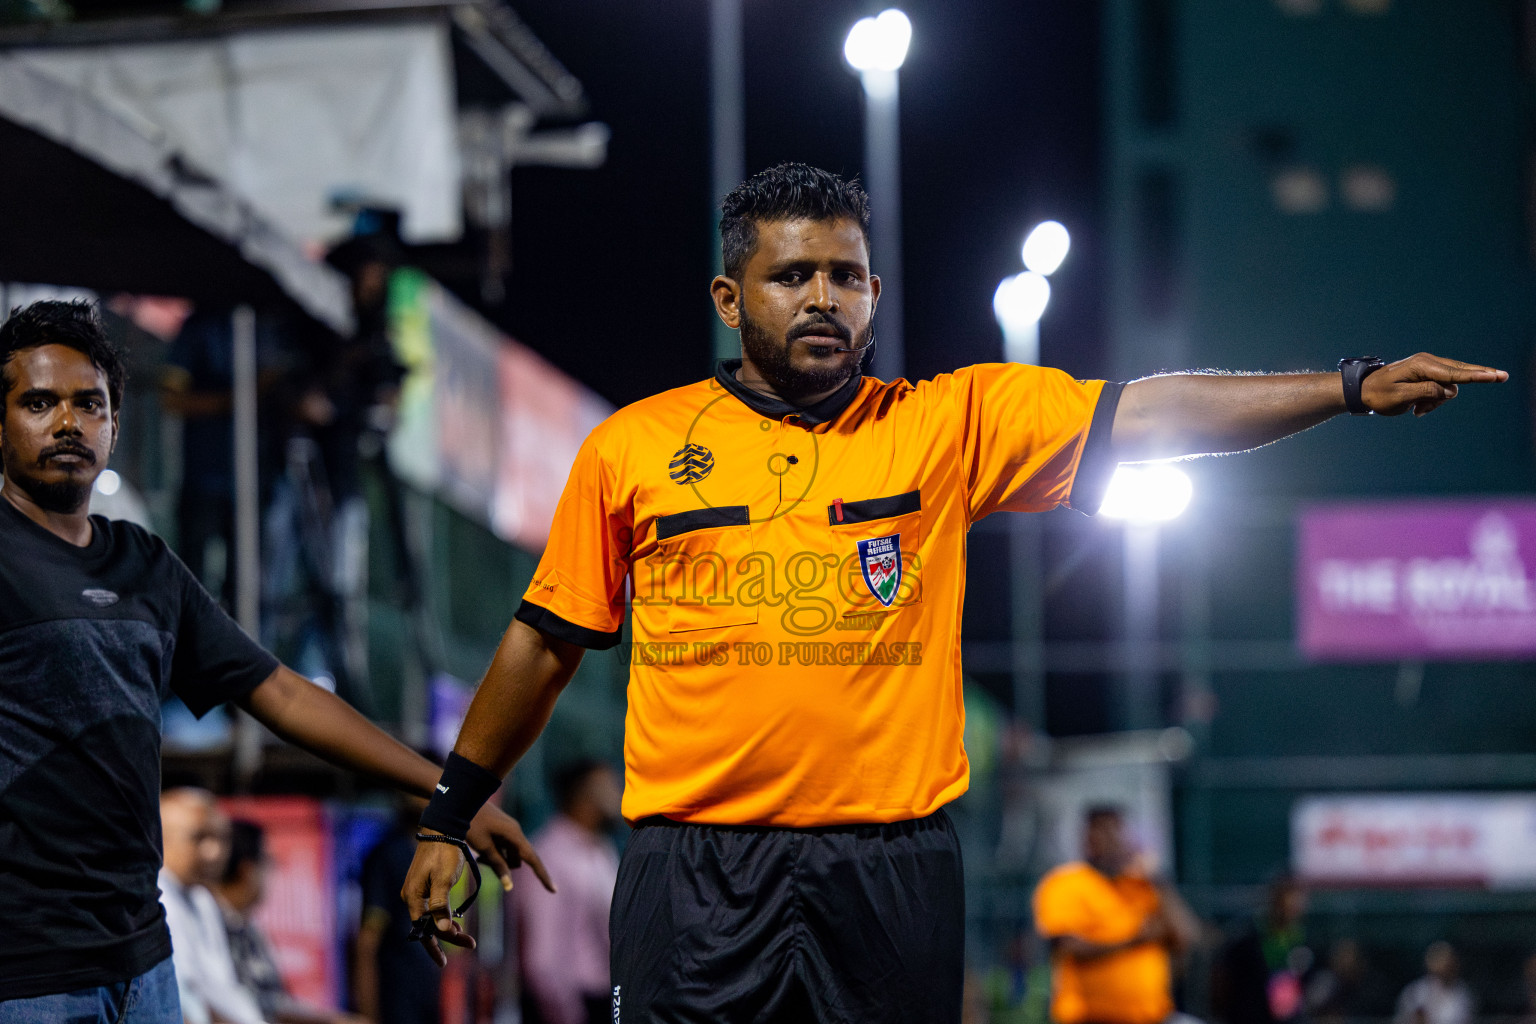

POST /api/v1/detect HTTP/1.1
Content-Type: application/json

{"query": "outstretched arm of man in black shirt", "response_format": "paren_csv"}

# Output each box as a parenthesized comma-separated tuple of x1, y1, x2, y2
(237, 665, 554, 894)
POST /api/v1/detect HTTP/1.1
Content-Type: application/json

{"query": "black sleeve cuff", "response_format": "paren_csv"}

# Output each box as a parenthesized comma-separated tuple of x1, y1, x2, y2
(514, 599, 623, 650)
(1067, 381, 1126, 516)
(182, 651, 280, 719)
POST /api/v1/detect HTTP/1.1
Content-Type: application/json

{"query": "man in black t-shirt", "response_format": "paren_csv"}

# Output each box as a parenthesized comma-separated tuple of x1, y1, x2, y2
(0, 301, 552, 1022)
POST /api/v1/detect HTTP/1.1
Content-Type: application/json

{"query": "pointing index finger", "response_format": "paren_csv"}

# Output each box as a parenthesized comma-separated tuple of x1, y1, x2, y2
(521, 841, 558, 893)
(1424, 355, 1507, 382)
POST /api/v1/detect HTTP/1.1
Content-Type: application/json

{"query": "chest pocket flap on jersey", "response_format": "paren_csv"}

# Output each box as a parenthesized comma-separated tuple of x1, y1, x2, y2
(826, 489, 920, 526)
(828, 489, 923, 611)
(646, 506, 760, 632)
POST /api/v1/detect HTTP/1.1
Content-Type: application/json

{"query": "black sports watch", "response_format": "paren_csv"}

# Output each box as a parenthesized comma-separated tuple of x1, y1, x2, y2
(1339, 357, 1386, 416)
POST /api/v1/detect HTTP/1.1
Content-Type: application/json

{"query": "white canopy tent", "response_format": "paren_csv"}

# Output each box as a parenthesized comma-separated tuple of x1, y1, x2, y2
(11, 22, 465, 245)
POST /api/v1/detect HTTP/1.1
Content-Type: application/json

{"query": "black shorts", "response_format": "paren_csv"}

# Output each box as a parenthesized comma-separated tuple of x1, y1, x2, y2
(609, 809, 964, 1024)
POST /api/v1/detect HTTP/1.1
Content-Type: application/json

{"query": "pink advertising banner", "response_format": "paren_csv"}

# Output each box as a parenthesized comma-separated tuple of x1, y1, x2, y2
(1297, 500, 1536, 661)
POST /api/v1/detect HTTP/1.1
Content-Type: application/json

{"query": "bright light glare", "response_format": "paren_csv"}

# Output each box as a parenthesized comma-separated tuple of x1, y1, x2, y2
(1099, 465, 1193, 522)
(844, 9, 912, 72)
(95, 469, 121, 496)
(860, 67, 898, 101)
(1022, 220, 1071, 276)
(992, 271, 1051, 334)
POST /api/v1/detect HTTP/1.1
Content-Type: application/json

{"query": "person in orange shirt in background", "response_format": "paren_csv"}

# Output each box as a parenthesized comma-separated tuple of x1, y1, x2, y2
(1034, 806, 1201, 1024)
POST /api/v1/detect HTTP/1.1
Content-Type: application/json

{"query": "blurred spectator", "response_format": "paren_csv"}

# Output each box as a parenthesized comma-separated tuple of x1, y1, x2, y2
(1306, 938, 1372, 1022)
(160, 307, 286, 608)
(1032, 805, 1200, 1024)
(159, 788, 269, 1024)
(1212, 874, 1312, 1024)
(216, 819, 365, 1024)
(353, 794, 439, 1024)
(262, 231, 403, 704)
(1394, 942, 1474, 1024)
(517, 759, 623, 1024)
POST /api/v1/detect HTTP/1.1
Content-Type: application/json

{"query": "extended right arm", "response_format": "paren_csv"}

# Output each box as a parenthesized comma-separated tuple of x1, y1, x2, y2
(399, 618, 585, 964)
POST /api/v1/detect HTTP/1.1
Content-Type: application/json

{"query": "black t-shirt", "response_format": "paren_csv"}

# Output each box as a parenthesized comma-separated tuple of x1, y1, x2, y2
(0, 499, 278, 998)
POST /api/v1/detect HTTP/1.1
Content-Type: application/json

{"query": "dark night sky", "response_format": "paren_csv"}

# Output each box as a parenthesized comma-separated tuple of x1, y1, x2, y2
(496, 0, 1106, 410)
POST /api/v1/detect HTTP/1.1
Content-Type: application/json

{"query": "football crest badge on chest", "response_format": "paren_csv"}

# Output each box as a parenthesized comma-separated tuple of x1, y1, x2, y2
(856, 534, 902, 607)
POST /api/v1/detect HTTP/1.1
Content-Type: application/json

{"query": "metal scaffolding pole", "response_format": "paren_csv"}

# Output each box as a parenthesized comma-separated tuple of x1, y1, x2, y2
(231, 304, 263, 786)
(710, 0, 744, 363)
(860, 68, 904, 383)
(1121, 521, 1161, 731)
(232, 304, 260, 637)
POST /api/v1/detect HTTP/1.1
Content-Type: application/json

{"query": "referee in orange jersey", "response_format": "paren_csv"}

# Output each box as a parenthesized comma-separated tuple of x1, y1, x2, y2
(403, 163, 1504, 1022)
(1034, 806, 1200, 1024)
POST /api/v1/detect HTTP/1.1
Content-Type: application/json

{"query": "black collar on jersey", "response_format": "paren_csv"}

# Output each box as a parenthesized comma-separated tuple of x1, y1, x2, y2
(714, 359, 863, 426)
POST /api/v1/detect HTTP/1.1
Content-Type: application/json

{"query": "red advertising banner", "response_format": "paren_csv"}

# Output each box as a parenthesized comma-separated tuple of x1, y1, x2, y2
(220, 796, 338, 1008)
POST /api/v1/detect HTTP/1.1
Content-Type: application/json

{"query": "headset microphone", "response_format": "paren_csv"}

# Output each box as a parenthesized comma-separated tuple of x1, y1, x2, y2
(833, 332, 876, 354)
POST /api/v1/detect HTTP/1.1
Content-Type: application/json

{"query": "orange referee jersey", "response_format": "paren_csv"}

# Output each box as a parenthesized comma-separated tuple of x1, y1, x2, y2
(1033, 863, 1172, 1024)
(515, 360, 1121, 827)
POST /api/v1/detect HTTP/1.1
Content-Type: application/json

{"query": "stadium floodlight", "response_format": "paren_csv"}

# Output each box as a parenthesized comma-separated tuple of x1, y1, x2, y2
(993, 270, 1050, 365)
(1022, 220, 1071, 276)
(992, 271, 1051, 333)
(846, 8, 912, 380)
(844, 9, 912, 73)
(1099, 465, 1193, 522)
(95, 469, 121, 496)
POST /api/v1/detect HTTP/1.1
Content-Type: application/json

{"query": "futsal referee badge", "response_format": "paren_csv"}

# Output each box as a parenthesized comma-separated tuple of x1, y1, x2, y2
(857, 534, 902, 607)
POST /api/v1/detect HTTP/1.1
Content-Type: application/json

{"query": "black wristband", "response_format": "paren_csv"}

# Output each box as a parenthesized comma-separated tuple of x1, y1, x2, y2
(419, 753, 503, 840)
(1339, 357, 1386, 416)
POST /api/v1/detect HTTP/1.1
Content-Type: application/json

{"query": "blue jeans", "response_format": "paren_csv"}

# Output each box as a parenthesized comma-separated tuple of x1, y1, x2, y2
(0, 956, 180, 1024)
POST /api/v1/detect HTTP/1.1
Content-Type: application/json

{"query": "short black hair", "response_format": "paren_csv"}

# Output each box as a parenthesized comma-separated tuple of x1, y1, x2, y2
(1084, 804, 1126, 826)
(326, 230, 403, 278)
(223, 818, 266, 884)
(720, 163, 871, 279)
(0, 300, 126, 412)
(552, 757, 609, 813)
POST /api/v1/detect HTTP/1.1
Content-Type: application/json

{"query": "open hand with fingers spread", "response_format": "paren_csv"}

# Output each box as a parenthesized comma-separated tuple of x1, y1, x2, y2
(1361, 352, 1507, 417)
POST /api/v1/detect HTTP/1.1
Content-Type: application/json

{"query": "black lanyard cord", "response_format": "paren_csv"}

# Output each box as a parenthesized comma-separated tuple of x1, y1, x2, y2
(406, 831, 482, 946)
